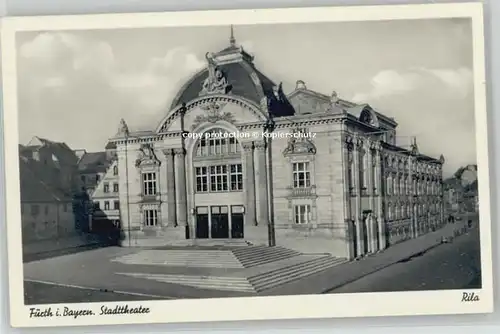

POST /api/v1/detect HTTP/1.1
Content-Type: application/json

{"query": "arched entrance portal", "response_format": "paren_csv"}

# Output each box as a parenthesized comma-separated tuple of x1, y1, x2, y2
(190, 127, 246, 240)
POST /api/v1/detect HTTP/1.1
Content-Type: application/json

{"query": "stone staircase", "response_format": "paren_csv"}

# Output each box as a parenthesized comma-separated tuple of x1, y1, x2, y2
(111, 249, 244, 269)
(117, 272, 255, 293)
(115, 253, 348, 293)
(232, 245, 301, 268)
(248, 255, 348, 292)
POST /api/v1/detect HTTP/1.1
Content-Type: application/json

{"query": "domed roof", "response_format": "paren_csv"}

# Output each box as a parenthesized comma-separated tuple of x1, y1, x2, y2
(169, 27, 278, 109)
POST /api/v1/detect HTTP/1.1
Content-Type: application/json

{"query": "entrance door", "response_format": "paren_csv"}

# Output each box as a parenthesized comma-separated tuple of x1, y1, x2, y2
(211, 206, 229, 239)
(231, 205, 244, 239)
(195, 207, 209, 239)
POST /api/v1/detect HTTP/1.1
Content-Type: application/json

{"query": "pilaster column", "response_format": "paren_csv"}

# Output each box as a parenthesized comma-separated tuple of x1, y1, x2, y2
(242, 142, 257, 226)
(163, 149, 177, 226)
(173, 148, 187, 227)
(367, 141, 376, 253)
(354, 136, 365, 256)
(254, 141, 269, 226)
(344, 134, 355, 259)
(374, 143, 386, 250)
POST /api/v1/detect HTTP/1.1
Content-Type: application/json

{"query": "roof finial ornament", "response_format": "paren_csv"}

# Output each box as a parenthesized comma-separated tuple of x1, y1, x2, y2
(230, 25, 236, 46)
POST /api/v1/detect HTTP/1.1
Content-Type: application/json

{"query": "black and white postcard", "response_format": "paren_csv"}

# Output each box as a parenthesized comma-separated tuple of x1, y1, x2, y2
(0, 3, 493, 328)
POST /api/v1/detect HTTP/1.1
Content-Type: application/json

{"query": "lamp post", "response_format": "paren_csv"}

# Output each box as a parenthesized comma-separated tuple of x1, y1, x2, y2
(263, 116, 276, 247)
(124, 131, 132, 247)
(179, 102, 190, 239)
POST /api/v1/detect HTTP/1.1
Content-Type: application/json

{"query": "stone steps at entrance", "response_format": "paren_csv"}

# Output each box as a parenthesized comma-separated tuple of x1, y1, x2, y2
(232, 246, 301, 268)
(248, 256, 348, 292)
(116, 272, 256, 293)
(114, 253, 348, 293)
(111, 250, 244, 269)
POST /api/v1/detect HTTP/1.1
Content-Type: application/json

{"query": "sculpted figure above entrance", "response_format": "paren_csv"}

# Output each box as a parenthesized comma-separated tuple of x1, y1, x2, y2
(200, 52, 232, 96)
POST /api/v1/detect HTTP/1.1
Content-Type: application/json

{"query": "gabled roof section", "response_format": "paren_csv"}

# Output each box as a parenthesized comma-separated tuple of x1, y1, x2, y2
(24, 136, 79, 167)
(78, 151, 111, 173)
(19, 156, 71, 202)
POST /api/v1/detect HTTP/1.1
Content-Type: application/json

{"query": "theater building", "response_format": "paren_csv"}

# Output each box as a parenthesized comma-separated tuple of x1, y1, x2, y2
(110, 31, 445, 259)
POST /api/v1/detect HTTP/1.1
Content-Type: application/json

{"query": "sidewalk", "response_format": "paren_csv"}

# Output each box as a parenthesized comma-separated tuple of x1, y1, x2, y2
(23, 233, 105, 255)
(265, 220, 471, 296)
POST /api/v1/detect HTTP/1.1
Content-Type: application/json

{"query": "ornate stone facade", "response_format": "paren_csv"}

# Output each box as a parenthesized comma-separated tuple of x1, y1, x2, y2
(108, 30, 445, 259)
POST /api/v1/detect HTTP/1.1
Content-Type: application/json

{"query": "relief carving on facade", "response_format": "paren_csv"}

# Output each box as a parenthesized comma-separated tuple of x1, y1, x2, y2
(344, 134, 354, 152)
(135, 143, 161, 168)
(282, 127, 317, 156)
(199, 52, 232, 96)
(191, 101, 235, 130)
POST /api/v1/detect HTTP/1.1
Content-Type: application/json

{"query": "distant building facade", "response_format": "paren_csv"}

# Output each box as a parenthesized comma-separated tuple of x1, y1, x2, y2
(89, 159, 121, 232)
(109, 31, 445, 259)
(76, 142, 119, 231)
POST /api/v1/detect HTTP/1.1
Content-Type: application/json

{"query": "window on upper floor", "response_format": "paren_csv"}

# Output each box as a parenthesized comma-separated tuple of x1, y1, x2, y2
(114, 200, 120, 210)
(293, 162, 310, 188)
(113, 166, 118, 175)
(103, 183, 109, 193)
(142, 172, 157, 196)
(195, 129, 241, 157)
(104, 201, 110, 210)
(94, 201, 100, 210)
(210, 165, 228, 192)
(113, 183, 119, 192)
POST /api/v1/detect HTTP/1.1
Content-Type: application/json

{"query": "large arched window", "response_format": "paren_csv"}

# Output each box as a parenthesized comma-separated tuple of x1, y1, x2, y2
(195, 128, 241, 157)
(193, 128, 243, 193)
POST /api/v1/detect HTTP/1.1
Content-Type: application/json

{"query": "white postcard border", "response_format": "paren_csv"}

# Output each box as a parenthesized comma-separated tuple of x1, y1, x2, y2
(1, 3, 493, 328)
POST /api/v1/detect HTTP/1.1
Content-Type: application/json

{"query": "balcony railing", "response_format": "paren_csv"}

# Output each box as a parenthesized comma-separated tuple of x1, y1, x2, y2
(286, 185, 317, 198)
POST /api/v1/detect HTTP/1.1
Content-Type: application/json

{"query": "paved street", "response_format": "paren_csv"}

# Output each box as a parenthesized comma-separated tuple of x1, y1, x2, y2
(330, 223, 481, 293)
(24, 281, 167, 304)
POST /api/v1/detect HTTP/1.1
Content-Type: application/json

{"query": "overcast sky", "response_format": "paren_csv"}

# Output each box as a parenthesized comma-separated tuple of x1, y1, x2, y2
(16, 18, 475, 176)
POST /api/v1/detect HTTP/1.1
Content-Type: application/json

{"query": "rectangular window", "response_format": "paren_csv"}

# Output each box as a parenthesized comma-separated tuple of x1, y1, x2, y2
(144, 209, 158, 227)
(195, 167, 209, 192)
(210, 165, 228, 192)
(96, 174, 100, 183)
(293, 162, 310, 188)
(294, 205, 311, 224)
(31, 204, 39, 216)
(114, 200, 120, 210)
(113, 183, 119, 192)
(142, 172, 157, 196)
(103, 183, 109, 193)
(94, 201, 100, 210)
(229, 137, 238, 153)
(104, 201, 110, 210)
(230, 164, 243, 191)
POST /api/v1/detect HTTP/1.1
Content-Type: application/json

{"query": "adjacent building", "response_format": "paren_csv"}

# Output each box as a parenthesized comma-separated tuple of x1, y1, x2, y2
(76, 142, 119, 231)
(19, 137, 82, 242)
(108, 30, 445, 259)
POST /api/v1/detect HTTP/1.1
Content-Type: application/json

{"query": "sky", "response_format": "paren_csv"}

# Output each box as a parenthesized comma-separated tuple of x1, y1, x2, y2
(16, 18, 475, 177)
